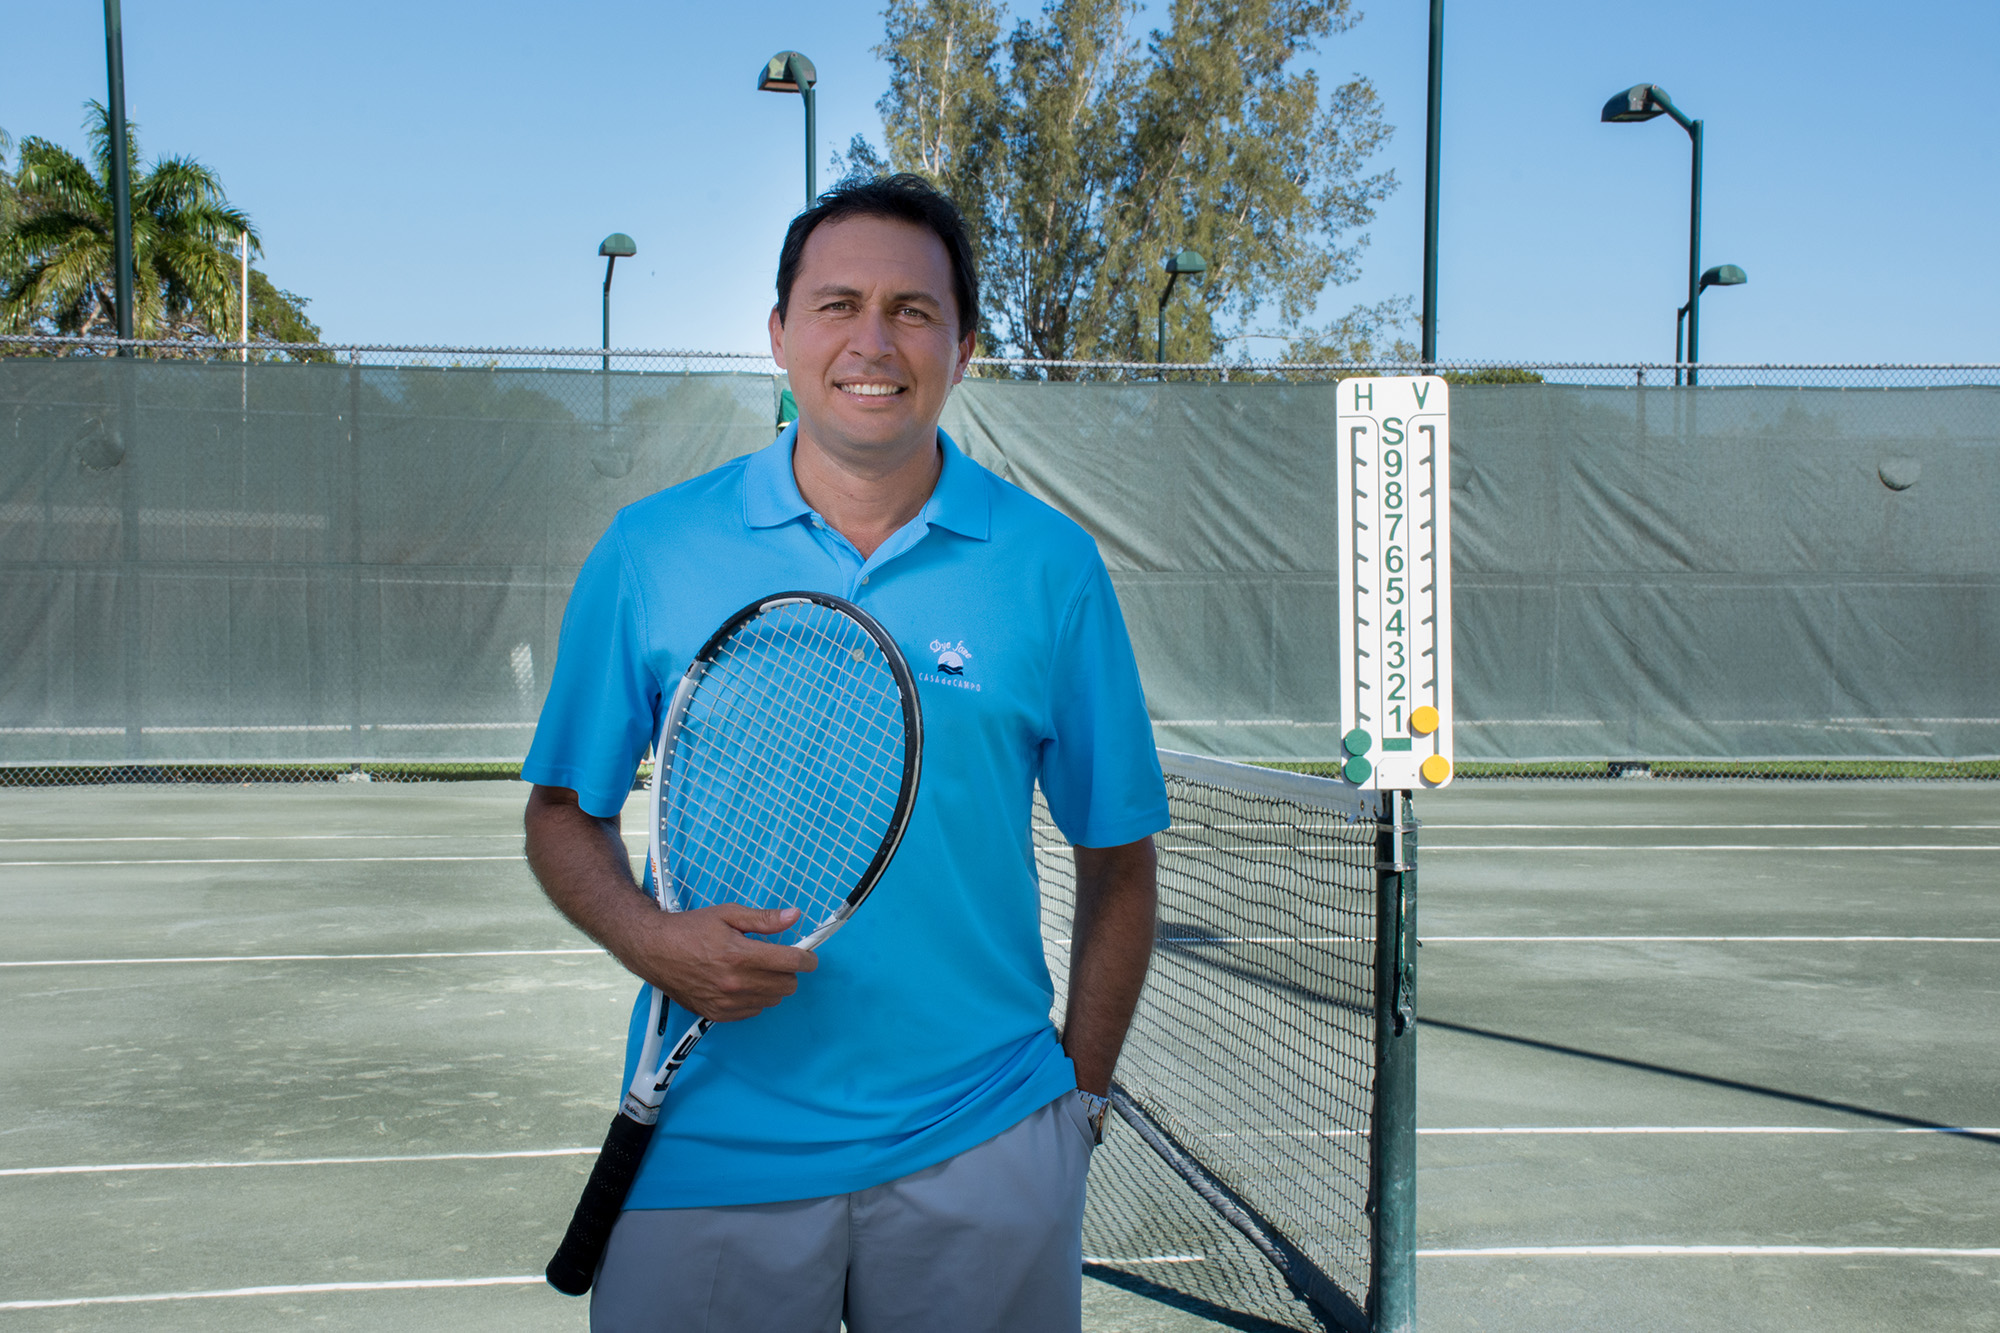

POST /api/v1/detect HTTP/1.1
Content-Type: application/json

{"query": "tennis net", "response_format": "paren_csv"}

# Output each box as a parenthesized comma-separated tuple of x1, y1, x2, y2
(1038, 750, 1416, 1333)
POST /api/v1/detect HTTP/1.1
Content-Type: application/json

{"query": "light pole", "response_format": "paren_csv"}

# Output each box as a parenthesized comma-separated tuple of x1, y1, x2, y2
(1419, 0, 1445, 366)
(598, 233, 636, 377)
(758, 51, 819, 210)
(103, 0, 134, 349)
(1157, 250, 1207, 368)
(1677, 264, 1745, 375)
(1602, 83, 1710, 383)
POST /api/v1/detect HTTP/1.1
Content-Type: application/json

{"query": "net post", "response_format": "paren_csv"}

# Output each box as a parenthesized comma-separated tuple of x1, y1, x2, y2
(1370, 789, 1417, 1331)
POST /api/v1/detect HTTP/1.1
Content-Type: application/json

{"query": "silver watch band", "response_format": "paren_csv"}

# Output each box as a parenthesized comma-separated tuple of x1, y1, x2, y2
(1076, 1089, 1111, 1143)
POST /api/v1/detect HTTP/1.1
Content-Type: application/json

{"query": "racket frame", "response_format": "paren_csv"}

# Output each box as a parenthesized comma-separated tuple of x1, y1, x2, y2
(546, 590, 922, 1296)
(623, 591, 922, 1121)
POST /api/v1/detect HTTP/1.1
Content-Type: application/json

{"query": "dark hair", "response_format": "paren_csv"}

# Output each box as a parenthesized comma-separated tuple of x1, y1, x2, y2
(774, 173, 980, 340)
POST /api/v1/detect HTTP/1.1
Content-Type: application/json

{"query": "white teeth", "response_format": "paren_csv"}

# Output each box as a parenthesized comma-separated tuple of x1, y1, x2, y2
(840, 383, 902, 396)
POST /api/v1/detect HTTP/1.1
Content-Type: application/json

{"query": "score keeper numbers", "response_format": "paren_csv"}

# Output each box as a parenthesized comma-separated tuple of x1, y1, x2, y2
(1335, 376, 1454, 789)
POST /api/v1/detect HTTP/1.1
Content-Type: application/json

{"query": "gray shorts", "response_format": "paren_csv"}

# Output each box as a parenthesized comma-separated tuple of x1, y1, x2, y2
(590, 1092, 1098, 1333)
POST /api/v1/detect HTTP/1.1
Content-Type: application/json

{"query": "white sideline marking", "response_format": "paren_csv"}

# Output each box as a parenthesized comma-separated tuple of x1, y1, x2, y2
(0, 834, 517, 844)
(1421, 844, 1996, 852)
(1419, 1126, 1999, 1137)
(0, 948, 602, 969)
(29, 847, 1991, 863)
(1424, 823, 2000, 831)
(0, 1276, 543, 1311)
(1085, 1254, 1207, 1265)
(0, 855, 522, 866)
(1423, 935, 2000, 944)
(0, 1148, 598, 1178)
(0, 832, 646, 842)
(1418, 1245, 2000, 1258)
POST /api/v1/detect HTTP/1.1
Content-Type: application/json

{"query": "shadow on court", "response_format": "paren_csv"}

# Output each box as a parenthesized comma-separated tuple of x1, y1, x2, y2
(1421, 1017, 2000, 1146)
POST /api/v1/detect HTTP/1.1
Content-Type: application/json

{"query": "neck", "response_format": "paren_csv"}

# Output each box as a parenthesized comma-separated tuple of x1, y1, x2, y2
(791, 426, 942, 560)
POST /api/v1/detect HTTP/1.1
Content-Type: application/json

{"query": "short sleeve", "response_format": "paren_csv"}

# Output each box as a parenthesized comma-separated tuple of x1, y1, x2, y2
(1038, 559, 1170, 848)
(521, 519, 661, 817)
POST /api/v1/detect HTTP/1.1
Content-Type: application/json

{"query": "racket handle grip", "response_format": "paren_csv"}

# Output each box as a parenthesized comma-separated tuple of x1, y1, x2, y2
(545, 1112, 657, 1297)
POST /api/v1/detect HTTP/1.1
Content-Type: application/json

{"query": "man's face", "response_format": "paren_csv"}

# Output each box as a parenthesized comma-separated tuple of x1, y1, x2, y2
(769, 214, 975, 468)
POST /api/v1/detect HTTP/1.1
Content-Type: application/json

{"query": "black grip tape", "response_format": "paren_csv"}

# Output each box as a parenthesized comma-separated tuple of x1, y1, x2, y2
(545, 1112, 658, 1296)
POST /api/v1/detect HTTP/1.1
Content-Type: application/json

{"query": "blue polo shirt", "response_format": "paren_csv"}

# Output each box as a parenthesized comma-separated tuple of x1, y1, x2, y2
(522, 426, 1168, 1208)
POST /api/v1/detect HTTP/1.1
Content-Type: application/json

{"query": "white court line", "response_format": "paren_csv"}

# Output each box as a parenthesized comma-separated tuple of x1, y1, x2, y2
(0, 855, 523, 867)
(1421, 844, 1997, 852)
(1133, 844, 2000, 855)
(0, 948, 602, 968)
(1151, 935, 1999, 945)
(1418, 1245, 2000, 1258)
(1423, 935, 2000, 944)
(1424, 816, 2000, 824)
(1419, 1126, 1999, 1137)
(0, 1276, 542, 1312)
(0, 834, 522, 844)
(0, 1148, 598, 1178)
(15, 840, 1984, 860)
(17, 1132, 1986, 1180)
(1085, 1254, 1206, 1265)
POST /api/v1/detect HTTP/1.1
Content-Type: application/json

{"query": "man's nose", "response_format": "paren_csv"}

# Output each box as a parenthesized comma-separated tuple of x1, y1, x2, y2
(849, 305, 896, 357)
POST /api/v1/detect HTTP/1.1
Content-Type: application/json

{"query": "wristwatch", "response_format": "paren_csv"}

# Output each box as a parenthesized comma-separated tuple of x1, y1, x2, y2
(1076, 1089, 1111, 1144)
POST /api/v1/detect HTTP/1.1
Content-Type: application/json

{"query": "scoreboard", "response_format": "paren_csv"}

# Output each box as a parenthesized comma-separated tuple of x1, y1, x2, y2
(1335, 377, 1454, 789)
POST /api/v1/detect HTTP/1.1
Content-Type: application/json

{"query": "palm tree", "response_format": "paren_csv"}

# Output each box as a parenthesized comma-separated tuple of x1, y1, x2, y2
(1, 102, 255, 343)
(0, 125, 23, 334)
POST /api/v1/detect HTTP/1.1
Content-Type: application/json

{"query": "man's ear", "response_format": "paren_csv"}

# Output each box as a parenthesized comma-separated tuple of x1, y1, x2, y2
(951, 328, 975, 385)
(768, 305, 788, 370)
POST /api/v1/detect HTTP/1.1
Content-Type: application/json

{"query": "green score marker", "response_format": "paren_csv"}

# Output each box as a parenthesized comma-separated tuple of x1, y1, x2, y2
(1342, 754, 1373, 785)
(1343, 728, 1372, 757)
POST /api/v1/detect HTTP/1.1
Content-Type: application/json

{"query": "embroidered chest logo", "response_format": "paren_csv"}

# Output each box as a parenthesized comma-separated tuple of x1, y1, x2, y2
(919, 639, 982, 692)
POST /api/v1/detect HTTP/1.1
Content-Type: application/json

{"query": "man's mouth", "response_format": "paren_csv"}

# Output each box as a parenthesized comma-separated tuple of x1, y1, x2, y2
(837, 382, 905, 397)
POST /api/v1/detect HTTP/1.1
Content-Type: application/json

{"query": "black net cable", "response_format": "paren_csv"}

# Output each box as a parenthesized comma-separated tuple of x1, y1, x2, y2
(1040, 759, 1383, 1332)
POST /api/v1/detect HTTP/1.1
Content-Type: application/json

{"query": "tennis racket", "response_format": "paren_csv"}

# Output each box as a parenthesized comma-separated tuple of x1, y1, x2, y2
(545, 590, 923, 1296)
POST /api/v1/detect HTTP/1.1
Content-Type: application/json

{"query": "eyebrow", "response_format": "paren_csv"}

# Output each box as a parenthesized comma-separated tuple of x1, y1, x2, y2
(805, 284, 944, 309)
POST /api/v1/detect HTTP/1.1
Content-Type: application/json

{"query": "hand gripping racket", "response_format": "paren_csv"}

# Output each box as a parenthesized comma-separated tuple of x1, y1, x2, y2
(545, 591, 923, 1296)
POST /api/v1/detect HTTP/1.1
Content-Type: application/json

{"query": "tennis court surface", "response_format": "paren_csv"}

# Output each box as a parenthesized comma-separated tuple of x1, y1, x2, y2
(3, 775, 1995, 1331)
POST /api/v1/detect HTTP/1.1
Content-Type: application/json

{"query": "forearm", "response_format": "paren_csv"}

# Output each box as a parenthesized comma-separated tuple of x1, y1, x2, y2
(1062, 837, 1158, 1095)
(524, 784, 816, 1021)
(523, 784, 650, 967)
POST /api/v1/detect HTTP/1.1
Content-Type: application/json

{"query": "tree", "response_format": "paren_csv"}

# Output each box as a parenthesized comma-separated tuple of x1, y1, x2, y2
(0, 125, 16, 233)
(857, 0, 1405, 369)
(246, 267, 324, 349)
(0, 126, 22, 334)
(0, 102, 321, 356)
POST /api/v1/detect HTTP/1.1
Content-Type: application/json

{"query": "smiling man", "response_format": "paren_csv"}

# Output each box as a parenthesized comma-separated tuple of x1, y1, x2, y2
(522, 174, 1167, 1333)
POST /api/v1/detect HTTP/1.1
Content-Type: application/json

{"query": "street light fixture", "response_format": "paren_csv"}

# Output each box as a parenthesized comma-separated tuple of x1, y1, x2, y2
(1677, 263, 1745, 375)
(1602, 82, 1714, 383)
(758, 51, 819, 210)
(1157, 250, 1208, 367)
(598, 233, 636, 375)
(593, 233, 638, 478)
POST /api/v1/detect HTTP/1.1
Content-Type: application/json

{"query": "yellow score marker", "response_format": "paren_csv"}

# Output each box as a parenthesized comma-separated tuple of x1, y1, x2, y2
(1410, 705, 1440, 735)
(1420, 754, 1451, 784)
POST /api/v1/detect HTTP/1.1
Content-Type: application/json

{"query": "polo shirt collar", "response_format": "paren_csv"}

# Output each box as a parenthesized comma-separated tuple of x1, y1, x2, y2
(742, 424, 990, 542)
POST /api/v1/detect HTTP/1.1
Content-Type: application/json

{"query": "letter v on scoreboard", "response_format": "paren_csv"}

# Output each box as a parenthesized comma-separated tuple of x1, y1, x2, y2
(1335, 377, 1454, 789)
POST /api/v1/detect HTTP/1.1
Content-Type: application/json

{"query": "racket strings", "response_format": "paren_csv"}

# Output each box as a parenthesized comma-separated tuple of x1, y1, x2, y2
(678, 637, 902, 925)
(661, 600, 909, 944)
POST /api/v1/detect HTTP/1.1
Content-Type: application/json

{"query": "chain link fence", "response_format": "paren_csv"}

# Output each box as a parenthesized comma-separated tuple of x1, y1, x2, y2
(4, 337, 1996, 786)
(9, 333, 2000, 387)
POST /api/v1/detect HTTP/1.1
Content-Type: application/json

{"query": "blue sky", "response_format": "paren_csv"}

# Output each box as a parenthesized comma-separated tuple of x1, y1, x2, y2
(5, 1, 1995, 363)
